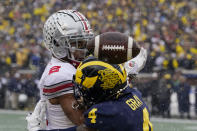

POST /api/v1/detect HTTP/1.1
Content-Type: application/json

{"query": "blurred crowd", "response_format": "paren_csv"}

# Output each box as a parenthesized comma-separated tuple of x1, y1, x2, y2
(0, 0, 196, 117)
(135, 70, 195, 119)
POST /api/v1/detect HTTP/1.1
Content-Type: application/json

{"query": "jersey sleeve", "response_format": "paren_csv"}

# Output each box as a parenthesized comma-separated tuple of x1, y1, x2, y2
(43, 80, 73, 99)
(42, 63, 76, 99)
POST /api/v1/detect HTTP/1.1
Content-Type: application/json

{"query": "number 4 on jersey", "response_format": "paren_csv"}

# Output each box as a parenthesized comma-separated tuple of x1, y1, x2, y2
(88, 108, 98, 124)
(49, 66, 61, 75)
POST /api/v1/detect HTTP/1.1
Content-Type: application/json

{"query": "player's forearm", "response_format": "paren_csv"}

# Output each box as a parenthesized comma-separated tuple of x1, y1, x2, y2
(59, 94, 84, 125)
(65, 108, 84, 125)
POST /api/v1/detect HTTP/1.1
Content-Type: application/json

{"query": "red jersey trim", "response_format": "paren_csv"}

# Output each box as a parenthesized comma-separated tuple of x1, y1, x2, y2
(43, 83, 74, 93)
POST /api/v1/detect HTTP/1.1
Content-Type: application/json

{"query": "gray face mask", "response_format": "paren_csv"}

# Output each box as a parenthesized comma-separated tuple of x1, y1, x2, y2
(52, 33, 93, 61)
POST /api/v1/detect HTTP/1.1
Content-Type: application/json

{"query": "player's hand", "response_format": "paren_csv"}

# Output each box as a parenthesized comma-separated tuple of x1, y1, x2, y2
(26, 100, 47, 131)
(124, 47, 147, 75)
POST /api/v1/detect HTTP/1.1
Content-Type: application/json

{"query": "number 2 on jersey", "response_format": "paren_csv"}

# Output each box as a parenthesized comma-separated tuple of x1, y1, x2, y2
(88, 108, 98, 124)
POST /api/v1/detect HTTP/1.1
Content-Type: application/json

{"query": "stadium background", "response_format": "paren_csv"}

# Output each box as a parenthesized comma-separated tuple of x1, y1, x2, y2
(0, 0, 197, 130)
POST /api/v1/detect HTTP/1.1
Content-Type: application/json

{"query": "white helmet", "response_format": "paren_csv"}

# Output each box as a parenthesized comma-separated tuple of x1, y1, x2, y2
(43, 10, 94, 61)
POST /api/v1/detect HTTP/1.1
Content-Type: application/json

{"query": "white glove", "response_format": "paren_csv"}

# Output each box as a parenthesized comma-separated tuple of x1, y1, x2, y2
(124, 47, 147, 75)
(26, 100, 47, 131)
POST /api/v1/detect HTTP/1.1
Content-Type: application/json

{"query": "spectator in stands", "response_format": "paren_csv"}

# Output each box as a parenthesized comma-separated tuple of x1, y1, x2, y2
(4, 72, 10, 109)
(7, 69, 22, 110)
(179, 53, 196, 70)
(173, 72, 191, 119)
(0, 73, 10, 109)
(0, 75, 5, 108)
(156, 73, 173, 118)
(150, 73, 160, 115)
(22, 73, 39, 110)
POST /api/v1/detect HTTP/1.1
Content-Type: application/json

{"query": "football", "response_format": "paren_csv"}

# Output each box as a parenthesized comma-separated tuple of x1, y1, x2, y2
(87, 32, 141, 64)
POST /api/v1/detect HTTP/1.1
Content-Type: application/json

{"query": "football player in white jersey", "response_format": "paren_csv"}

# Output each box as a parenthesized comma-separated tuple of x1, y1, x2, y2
(26, 9, 94, 131)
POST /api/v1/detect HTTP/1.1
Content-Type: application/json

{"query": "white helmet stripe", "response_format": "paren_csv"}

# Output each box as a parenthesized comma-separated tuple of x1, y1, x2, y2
(127, 36, 133, 60)
(94, 35, 100, 58)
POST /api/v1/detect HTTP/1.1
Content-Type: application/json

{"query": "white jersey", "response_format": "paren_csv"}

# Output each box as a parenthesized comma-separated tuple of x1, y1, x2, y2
(39, 57, 76, 130)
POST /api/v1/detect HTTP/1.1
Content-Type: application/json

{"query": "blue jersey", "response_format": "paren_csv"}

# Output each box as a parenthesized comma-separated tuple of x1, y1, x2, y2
(84, 87, 153, 131)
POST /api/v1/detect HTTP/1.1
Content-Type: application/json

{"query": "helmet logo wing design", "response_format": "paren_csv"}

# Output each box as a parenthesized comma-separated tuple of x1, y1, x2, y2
(98, 68, 120, 90)
(83, 76, 98, 89)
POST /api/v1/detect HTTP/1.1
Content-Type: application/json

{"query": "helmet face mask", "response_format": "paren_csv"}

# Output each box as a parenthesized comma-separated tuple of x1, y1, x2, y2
(73, 79, 108, 109)
(73, 81, 90, 108)
(43, 10, 94, 61)
(52, 34, 91, 61)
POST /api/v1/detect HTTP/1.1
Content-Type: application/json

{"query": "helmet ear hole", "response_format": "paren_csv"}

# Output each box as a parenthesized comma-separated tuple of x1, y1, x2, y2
(53, 39, 60, 47)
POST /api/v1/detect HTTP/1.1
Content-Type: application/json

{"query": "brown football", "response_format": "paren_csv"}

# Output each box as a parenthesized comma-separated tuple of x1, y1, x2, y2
(87, 32, 141, 64)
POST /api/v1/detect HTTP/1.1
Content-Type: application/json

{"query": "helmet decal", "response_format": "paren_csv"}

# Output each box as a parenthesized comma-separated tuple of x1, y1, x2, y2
(98, 68, 120, 90)
(78, 61, 126, 82)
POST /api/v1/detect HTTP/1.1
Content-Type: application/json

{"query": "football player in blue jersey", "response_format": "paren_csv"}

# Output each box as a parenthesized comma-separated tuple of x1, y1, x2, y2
(39, 56, 153, 131)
